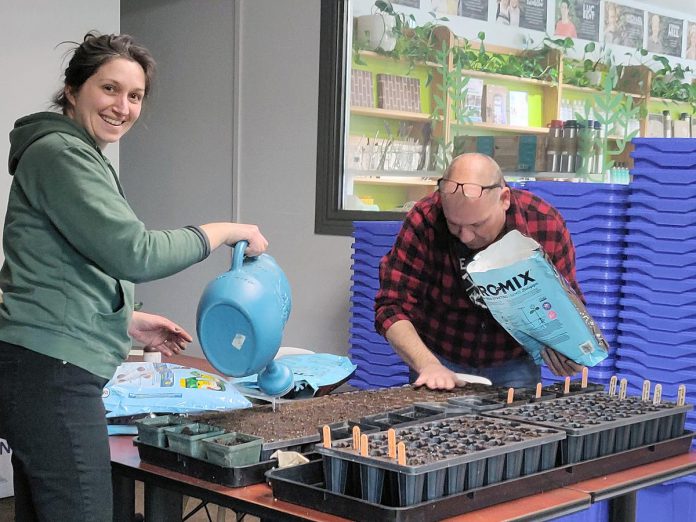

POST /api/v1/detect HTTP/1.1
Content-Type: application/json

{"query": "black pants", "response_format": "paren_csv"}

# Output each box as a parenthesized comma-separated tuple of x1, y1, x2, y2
(0, 341, 112, 521)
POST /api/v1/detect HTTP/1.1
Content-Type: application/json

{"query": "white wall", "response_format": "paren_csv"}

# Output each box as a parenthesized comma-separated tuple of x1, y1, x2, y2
(0, 0, 120, 264)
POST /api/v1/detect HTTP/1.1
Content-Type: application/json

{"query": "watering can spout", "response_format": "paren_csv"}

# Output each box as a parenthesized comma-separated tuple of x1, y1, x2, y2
(196, 241, 293, 396)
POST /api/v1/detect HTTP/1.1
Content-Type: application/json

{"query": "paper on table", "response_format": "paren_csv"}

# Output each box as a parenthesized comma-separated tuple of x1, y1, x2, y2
(454, 373, 492, 386)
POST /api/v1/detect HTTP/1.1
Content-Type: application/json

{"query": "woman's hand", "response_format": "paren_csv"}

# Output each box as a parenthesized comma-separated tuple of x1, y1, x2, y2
(199, 223, 269, 256)
(128, 311, 193, 356)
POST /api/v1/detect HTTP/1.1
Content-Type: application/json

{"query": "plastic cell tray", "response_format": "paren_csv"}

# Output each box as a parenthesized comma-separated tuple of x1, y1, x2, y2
(485, 392, 693, 464)
(628, 195, 696, 213)
(351, 253, 381, 269)
(616, 335, 696, 359)
(622, 237, 696, 255)
(350, 350, 404, 367)
(621, 285, 696, 307)
(352, 244, 393, 258)
(576, 245, 624, 259)
(351, 294, 378, 309)
(631, 152, 696, 169)
(575, 255, 623, 271)
(267, 431, 693, 522)
(353, 221, 403, 235)
(625, 208, 694, 227)
(618, 349, 696, 373)
(561, 207, 628, 222)
(360, 404, 447, 431)
(350, 285, 377, 300)
(565, 220, 627, 236)
(613, 360, 696, 386)
(349, 337, 396, 355)
(352, 232, 399, 247)
(632, 137, 696, 154)
(133, 437, 323, 487)
(353, 368, 410, 387)
(316, 414, 565, 507)
(619, 309, 696, 333)
(623, 258, 696, 279)
(541, 381, 606, 397)
(350, 306, 375, 322)
(618, 323, 696, 345)
(353, 362, 411, 378)
(623, 245, 696, 266)
(618, 297, 696, 320)
(629, 167, 696, 184)
(351, 273, 380, 291)
(630, 179, 696, 198)
(351, 264, 379, 279)
(521, 181, 630, 197)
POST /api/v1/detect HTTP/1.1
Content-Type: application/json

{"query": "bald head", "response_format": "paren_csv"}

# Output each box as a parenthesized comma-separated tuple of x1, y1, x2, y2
(444, 153, 504, 186)
(440, 153, 510, 250)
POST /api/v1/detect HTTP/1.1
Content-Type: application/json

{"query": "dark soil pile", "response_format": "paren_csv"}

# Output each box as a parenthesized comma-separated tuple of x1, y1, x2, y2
(192, 384, 498, 442)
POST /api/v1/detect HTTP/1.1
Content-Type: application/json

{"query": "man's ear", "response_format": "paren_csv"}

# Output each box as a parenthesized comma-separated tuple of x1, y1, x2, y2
(500, 186, 511, 211)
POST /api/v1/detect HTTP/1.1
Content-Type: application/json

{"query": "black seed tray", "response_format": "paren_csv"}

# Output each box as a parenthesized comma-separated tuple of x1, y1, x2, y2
(360, 404, 447, 430)
(542, 381, 606, 397)
(134, 436, 320, 487)
(260, 433, 321, 461)
(319, 419, 381, 440)
(316, 414, 564, 507)
(268, 432, 694, 522)
(484, 392, 693, 464)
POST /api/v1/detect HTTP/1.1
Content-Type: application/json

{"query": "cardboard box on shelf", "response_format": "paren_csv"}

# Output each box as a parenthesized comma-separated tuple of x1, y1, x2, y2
(646, 113, 664, 137)
(482, 85, 509, 124)
(376, 74, 421, 113)
(673, 119, 690, 138)
(351, 69, 374, 108)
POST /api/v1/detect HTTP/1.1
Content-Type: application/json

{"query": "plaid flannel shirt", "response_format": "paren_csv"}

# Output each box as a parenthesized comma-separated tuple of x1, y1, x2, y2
(374, 188, 581, 368)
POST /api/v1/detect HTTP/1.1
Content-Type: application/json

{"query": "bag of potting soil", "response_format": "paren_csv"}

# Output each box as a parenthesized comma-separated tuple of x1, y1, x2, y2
(103, 362, 251, 434)
(466, 230, 608, 367)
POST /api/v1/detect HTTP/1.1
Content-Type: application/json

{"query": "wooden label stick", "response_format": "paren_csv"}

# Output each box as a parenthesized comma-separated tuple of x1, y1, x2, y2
(563, 376, 571, 395)
(609, 376, 618, 397)
(322, 425, 331, 448)
(507, 387, 515, 404)
(641, 380, 651, 402)
(581, 367, 588, 388)
(535, 383, 542, 399)
(397, 441, 406, 465)
(678, 384, 687, 406)
(360, 434, 369, 457)
(619, 378, 627, 400)
(387, 429, 396, 459)
(352, 425, 361, 451)
(653, 384, 662, 406)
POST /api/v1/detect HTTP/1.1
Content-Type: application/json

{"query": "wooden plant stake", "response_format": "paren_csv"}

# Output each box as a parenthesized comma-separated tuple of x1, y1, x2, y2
(387, 429, 396, 459)
(397, 441, 406, 465)
(581, 367, 588, 388)
(322, 425, 331, 448)
(641, 380, 651, 402)
(609, 376, 618, 397)
(678, 384, 687, 406)
(563, 376, 571, 395)
(535, 383, 542, 399)
(352, 425, 361, 451)
(507, 387, 515, 404)
(360, 434, 369, 457)
(653, 384, 662, 406)
(619, 378, 627, 400)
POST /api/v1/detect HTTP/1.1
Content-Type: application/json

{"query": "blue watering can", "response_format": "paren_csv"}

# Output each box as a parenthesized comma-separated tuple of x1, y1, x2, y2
(196, 241, 294, 396)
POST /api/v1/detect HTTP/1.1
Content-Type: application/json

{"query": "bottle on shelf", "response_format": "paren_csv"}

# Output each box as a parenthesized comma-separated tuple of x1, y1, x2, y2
(663, 110, 673, 138)
(593, 121, 603, 178)
(546, 119, 563, 173)
(560, 120, 578, 174)
(577, 120, 594, 178)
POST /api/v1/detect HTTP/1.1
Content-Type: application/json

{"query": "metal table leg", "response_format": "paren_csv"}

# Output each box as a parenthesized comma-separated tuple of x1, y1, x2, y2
(610, 491, 637, 522)
(112, 474, 135, 522)
(144, 483, 183, 522)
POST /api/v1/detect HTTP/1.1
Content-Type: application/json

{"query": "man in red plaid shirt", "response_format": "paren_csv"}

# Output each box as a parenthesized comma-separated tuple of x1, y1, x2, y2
(375, 154, 583, 389)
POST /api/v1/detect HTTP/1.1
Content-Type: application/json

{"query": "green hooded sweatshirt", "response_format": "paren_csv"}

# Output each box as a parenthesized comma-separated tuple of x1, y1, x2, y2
(0, 112, 210, 379)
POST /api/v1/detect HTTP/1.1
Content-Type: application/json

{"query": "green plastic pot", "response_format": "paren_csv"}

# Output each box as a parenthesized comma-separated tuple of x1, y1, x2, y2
(135, 415, 189, 448)
(202, 432, 264, 467)
(164, 423, 225, 459)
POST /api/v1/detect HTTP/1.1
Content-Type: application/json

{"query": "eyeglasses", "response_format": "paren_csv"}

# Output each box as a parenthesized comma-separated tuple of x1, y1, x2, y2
(437, 178, 501, 199)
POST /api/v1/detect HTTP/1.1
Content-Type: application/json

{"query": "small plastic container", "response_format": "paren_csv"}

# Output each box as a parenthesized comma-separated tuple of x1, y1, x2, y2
(202, 432, 263, 467)
(135, 415, 190, 448)
(164, 423, 225, 459)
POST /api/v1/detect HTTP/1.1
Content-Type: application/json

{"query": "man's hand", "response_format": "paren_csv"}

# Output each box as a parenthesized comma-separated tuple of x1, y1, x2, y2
(413, 362, 461, 390)
(128, 311, 193, 356)
(541, 347, 584, 377)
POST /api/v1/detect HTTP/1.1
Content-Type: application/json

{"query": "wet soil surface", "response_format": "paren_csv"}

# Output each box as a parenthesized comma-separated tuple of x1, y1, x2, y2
(192, 384, 497, 442)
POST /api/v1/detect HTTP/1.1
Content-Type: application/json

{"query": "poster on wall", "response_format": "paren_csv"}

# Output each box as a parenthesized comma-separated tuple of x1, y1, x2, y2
(647, 12, 683, 57)
(495, 0, 547, 31)
(553, 0, 599, 41)
(687, 22, 696, 60)
(604, 2, 644, 48)
(457, 0, 489, 21)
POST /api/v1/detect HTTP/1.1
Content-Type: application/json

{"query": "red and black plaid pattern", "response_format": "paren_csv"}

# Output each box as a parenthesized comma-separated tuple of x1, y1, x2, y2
(375, 188, 581, 368)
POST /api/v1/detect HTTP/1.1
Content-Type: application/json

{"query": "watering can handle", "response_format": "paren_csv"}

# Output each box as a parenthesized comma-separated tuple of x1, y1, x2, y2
(231, 240, 249, 271)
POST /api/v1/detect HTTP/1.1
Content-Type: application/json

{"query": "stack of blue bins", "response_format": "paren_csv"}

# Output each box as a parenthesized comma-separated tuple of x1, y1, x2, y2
(349, 221, 410, 389)
(510, 181, 627, 388)
(618, 138, 696, 520)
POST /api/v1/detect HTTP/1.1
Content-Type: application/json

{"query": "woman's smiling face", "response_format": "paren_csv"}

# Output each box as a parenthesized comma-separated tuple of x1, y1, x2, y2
(65, 57, 145, 149)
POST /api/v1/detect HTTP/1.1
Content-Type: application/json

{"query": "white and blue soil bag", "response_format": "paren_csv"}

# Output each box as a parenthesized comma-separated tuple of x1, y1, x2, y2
(466, 230, 608, 367)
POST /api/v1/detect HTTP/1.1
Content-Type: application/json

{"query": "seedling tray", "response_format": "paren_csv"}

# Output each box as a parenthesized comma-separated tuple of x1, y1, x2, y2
(485, 392, 692, 464)
(317, 415, 564, 506)
(268, 432, 694, 522)
(134, 436, 320, 487)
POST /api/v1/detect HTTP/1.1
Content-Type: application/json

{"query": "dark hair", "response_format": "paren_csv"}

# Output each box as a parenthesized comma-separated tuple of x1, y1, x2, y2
(52, 32, 156, 113)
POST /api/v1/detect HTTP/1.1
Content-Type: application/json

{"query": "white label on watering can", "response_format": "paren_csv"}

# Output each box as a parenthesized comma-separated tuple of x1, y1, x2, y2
(231, 334, 246, 350)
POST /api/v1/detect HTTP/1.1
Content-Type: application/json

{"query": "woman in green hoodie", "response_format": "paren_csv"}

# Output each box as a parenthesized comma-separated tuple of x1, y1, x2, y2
(0, 33, 268, 521)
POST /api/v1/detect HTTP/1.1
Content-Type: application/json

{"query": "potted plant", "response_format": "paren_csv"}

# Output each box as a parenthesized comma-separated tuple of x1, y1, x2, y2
(650, 55, 692, 102)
